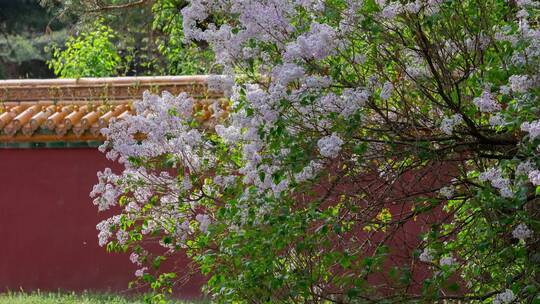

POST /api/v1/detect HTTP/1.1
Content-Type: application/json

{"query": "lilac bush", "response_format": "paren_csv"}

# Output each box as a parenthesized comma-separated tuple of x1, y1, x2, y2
(94, 0, 540, 302)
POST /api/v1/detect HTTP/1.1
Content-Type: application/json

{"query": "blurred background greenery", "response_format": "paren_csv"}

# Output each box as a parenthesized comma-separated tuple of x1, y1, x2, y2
(0, 0, 214, 79)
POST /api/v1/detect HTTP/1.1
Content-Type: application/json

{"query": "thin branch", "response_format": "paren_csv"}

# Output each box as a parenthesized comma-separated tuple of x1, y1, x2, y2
(87, 0, 153, 12)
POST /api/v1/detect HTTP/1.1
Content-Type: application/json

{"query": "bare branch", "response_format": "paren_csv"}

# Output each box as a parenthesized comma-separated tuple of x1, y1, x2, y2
(87, 0, 153, 12)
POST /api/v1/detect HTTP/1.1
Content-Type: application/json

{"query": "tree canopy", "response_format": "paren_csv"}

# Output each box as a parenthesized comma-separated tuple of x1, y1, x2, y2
(88, 0, 540, 303)
(0, 0, 68, 78)
(42, 0, 213, 77)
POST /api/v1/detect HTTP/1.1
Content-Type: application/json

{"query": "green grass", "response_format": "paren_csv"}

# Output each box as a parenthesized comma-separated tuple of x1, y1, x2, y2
(0, 291, 197, 304)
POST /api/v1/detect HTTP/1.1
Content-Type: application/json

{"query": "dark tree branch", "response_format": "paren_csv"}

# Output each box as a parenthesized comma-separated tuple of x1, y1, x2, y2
(87, 0, 153, 12)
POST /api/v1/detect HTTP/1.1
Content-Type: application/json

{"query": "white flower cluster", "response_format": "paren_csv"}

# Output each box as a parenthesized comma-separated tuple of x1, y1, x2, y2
(489, 113, 506, 127)
(380, 2, 402, 19)
(479, 167, 513, 198)
(284, 22, 338, 61)
(100, 91, 199, 164)
(317, 133, 344, 158)
(129, 252, 142, 266)
(294, 160, 323, 182)
(196, 214, 211, 233)
(473, 90, 501, 113)
(96, 215, 121, 247)
(516, 160, 535, 176)
(439, 255, 456, 267)
(134, 267, 148, 278)
(208, 74, 235, 97)
(215, 124, 242, 144)
(529, 170, 540, 185)
(439, 186, 455, 199)
(183, 0, 296, 65)
(493, 289, 515, 304)
(90, 168, 120, 211)
(380, 81, 394, 100)
(376, 0, 444, 19)
(512, 223, 533, 241)
(296, 0, 325, 11)
(419, 248, 434, 263)
(509, 75, 533, 93)
(521, 120, 540, 141)
(316, 88, 370, 118)
(440, 114, 463, 135)
(517, 0, 540, 7)
(272, 63, 306, 86)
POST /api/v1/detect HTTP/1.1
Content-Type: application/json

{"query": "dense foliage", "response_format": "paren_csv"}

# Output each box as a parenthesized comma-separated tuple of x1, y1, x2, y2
(48, 20, 121, 78)
(0, 0, 68, 78)
(43, 0, 213, 76)
(92, 0, 540, 303)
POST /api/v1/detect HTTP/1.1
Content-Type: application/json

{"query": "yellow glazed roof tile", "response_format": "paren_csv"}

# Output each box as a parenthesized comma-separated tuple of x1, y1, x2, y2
(0, 76, 222, 142)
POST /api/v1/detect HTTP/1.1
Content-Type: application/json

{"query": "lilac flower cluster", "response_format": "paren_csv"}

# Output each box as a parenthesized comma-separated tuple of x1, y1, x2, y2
(284, 22, 339, 61)
(493, 289, 515, 304)
(317, 133, 344, 158)
(512, 223, 532, 241)
(473, 90, 501, 113)
(521, 120, 540, 141)
(479, 167, 513, 198)
(440, 114, 463, 135)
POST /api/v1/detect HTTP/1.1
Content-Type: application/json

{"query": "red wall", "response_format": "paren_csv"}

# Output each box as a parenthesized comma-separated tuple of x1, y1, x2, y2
(0, 148, 203, 298)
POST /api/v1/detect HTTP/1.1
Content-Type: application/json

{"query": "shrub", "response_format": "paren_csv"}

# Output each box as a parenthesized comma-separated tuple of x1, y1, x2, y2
(94, 0, 540, 303)
(48, 20, 120, 78)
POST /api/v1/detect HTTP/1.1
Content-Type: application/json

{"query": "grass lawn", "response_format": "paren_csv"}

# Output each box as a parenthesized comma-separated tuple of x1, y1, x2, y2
(0, 291, 197, 304)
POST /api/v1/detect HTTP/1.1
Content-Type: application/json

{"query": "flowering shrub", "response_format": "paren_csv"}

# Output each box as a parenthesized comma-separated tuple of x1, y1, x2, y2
(94, 0, 540, 302)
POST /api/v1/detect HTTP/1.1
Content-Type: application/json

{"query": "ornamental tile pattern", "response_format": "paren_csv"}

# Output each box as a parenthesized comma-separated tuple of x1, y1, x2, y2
(0, 76, 219, 143)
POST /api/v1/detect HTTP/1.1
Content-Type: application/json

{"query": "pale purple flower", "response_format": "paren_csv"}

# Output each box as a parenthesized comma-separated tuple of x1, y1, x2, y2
(489, 114, 506, 126)
(439, 255, 456, 267)
(473, 90, 501, 112)
(215, 124, 242, 144)
(284, 22, 338, 61)
(380, 2, 403, 19)
(116, 230, 129, 245)
(317, 133, 344, 158)
(479, 167, 513, 198)
(135, 267, 148, 278)
(380, 81, 394, 100)
(499, 85, 511, 95)
(493, 289, 515, 304)
(517, 0, 540, 8)
(439, 186, 455, 199)
(295, 160, 323, 182)
(129, 252, 141, 265)
(419, 248, 434, 263)
(516, 160, 535, 176)
(96, 216, 121, 247)
(440, 114, 463, 135)
(521, 120, 540, 140)
(479, 167, 502, 182)
(512, 223, 533, 241)
(509, 75, 532, 93)
(272, 63, 305, 85)
(528, 170, 540, 185)
(296, 0, 325, 11)
(90, 168, 120, 211)
(196, 214, 211, 233)
(404, 1, 422, 13)
(208, 75, 234, 97)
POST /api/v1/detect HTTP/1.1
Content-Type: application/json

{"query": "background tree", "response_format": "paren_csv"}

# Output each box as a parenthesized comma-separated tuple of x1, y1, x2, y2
(0, 0, 69, 78)
(42, 0, 214, 76)
(48, 19, 122, 78)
